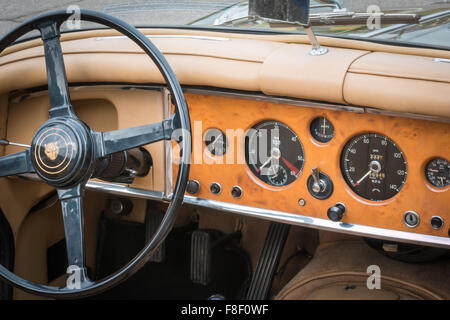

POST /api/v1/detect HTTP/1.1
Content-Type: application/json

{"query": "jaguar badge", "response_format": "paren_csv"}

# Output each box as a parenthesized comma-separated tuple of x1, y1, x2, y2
(44, 141, 59, 161)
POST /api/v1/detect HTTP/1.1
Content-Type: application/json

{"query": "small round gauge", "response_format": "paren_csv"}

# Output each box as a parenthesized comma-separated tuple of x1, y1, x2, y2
(341, 133, 407, 201)
(245, 120, 305, 187)
(268, 165, 288, 186)
(204, 128, 227, 156)
(310, 117, 334, 143)
(425, 158, 449, 188)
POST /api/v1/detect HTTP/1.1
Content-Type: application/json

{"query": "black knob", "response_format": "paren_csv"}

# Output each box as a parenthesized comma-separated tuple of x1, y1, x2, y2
(430, 216, 444, 230)
(231, 186, 243, 198)
(186, 180, 200, 194)
(327, 203, 346, 222)
(108, 197, 133, 216)
(210, 182, 222, 195)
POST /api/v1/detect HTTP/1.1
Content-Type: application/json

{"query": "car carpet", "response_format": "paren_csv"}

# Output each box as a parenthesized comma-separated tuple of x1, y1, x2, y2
(90, 215, 252, 300)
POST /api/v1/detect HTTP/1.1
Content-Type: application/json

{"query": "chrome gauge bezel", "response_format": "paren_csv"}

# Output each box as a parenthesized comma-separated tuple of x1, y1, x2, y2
(340, 133, 408, 201)
(425, 157, 450, 188)
(245, 120, 305, 187)
(204, 128, 228, 156)
(310, 117, 335, 143)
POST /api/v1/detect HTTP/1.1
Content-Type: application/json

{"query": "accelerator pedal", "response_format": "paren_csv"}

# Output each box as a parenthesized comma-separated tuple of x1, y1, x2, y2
(145, 208, 166, 263)
(246, 222, 291, 300)
(190, 230, 212, 286)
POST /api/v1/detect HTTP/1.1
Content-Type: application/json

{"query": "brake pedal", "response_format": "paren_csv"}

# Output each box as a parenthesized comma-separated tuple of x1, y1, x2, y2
(246, 222, 290, 300)
(145, 208, 166, 263)
(190, 230, 212, 286)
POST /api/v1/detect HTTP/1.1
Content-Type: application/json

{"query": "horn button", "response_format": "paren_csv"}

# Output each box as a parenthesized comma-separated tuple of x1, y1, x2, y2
(31, 118, 94, 188)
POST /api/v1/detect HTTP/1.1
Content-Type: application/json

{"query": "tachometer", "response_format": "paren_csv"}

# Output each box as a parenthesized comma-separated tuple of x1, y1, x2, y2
(341, 133, 407, 201)
(246, 121, 304, 187)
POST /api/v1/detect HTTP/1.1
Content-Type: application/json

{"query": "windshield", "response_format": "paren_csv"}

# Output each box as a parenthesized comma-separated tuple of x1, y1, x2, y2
(1, 0, 449, 50)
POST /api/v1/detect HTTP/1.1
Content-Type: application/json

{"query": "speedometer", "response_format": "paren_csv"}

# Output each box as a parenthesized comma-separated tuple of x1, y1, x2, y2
(341, 133, 407, 201)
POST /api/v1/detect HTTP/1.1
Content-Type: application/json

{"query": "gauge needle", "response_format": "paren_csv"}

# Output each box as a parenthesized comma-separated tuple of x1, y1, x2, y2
(211, 134, 223, 148)
(439, 177, 445, 186)
(257, 156, 273, 173)
(281, 156, 299, 176)
(353, 169, 373, 187)
(323, 118, 326, 135)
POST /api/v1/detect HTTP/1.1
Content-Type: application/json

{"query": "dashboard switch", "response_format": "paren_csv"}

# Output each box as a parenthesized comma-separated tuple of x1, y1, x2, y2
(430, 216, 444, 230)
(186, 180, 200, 195)
(108, 197, 133, 216)
(231, 186, 243, 198)
(403, 211, 420, 228)
(311, 167, 326, 193)
(327, 203, 346, 222)
(210, 182, 222, 195)
(307, 167, 334, 200)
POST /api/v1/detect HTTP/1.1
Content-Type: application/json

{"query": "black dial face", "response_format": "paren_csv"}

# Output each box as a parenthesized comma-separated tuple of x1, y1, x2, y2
(310, 117, 334, 143)
(425, 158, 449, 188)
(204, 128, 228, 156)
(341, 133, 407, 201)
(268, 165, 288, 186)
(246, 121, 305, 187)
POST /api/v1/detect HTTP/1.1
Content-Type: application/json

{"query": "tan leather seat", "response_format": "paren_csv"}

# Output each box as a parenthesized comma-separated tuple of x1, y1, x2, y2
(276, 239, 450, 300)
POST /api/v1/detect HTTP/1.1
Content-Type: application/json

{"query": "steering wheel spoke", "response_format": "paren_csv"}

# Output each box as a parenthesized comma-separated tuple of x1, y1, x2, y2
(38, 20, 75, 119)
(96, 116, 175, 157)
(57, 184, 92, 288)
(0, 149, 35, 177)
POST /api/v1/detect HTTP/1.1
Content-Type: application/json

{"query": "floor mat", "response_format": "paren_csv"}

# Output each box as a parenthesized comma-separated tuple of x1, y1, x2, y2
(92, 215, 251, 300)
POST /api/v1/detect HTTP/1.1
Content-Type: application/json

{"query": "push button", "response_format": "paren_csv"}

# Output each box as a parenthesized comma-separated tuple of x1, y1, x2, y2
(430, 216, 444, 230)
(210, 182, 222, 195)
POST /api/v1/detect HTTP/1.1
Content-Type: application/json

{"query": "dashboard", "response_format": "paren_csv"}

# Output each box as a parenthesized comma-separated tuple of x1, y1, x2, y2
(0, 24, 449, 300)
(178, 91, 450, 242)
(1, 28, 449, 249)
(3, 85, 449, 248)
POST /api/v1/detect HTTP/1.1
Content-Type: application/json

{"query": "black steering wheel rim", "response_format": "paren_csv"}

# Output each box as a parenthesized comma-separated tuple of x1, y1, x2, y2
(0, 9, 191, 298)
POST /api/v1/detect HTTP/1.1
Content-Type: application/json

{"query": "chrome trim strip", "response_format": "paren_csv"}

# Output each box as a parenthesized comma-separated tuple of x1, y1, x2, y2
(365, 107, 450, 123)
(183, 88, 450, 123)
(184, 87, 366, 114)
(86, 180, 167, 201)
(434, 58, 450, 63)
(183, 196, 450, 249)
(18, 173, 449, 248)
(353, 10, 450, 38)
(18, 173, 167, 201)
(83, 179, 450, 249)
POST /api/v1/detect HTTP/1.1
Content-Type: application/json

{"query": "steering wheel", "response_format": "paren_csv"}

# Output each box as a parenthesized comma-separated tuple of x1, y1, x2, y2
(0, 10, 191, 298)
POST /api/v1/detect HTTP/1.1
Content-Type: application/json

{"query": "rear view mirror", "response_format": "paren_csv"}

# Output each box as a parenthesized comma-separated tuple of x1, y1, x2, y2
(249, 0, 310, 26)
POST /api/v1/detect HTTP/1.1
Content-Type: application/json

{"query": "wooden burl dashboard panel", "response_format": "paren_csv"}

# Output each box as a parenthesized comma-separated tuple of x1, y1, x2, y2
(176, 93, 450, 238)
